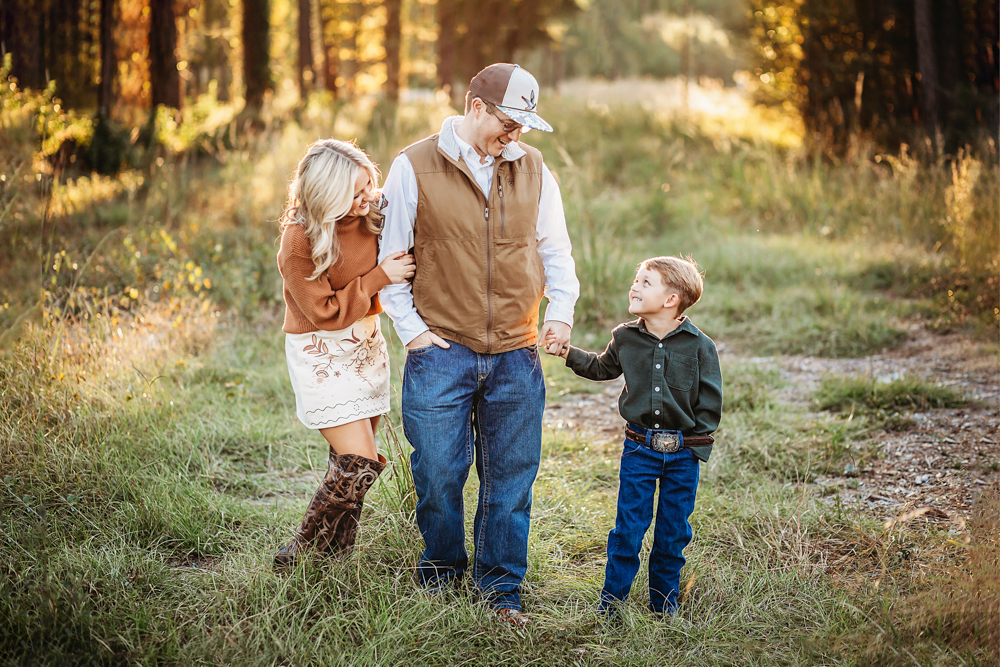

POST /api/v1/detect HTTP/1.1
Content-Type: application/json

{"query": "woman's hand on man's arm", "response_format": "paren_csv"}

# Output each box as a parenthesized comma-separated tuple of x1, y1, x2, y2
(379, 251, 415, 284)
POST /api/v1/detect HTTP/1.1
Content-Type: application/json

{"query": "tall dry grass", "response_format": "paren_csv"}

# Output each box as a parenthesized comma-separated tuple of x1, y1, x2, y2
(863, 491, 1000, 663)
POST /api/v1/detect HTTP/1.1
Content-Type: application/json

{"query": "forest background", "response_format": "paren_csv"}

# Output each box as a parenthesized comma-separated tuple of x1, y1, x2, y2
(1, 0, 998, 664)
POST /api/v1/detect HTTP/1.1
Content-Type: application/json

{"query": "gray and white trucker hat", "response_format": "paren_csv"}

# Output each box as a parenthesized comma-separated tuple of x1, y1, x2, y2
(468, 63, 553, 132)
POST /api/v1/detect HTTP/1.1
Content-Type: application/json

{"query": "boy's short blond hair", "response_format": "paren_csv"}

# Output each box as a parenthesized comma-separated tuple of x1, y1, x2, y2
(641, 255, 704, 315)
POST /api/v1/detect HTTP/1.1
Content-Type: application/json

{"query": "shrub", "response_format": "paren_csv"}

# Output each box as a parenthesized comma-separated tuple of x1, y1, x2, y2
(814, 375, 969, 413)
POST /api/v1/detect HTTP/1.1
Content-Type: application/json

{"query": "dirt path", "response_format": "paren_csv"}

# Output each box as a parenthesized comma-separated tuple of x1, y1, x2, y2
(543, 328, 999, 526)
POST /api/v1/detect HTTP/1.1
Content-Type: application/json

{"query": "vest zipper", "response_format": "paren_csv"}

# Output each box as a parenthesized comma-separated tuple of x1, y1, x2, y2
(484, 200, 493, 353)
(498, 178, 507, 237)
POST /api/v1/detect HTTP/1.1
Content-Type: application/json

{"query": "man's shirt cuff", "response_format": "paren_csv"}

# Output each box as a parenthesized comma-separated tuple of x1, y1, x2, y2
(543, 300, 575, 328)
(393, 310, 430, 346)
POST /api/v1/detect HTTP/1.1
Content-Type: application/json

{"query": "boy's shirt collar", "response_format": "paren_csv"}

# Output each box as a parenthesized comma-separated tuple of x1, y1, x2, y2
(625, 316, 698, 340)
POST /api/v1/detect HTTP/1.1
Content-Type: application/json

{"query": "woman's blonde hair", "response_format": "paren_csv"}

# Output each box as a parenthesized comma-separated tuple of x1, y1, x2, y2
(280, 139, 382, 281)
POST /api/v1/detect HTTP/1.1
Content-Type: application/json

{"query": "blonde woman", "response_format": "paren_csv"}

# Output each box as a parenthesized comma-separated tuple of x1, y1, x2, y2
(274, 139, 414, 568)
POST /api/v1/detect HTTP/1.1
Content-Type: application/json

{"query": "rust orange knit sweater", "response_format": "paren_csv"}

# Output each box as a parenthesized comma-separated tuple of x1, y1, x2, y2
(277, 217, 390, 333)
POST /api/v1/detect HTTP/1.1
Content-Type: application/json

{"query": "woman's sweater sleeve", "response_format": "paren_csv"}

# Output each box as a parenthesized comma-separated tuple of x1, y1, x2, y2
(278, 228, 391, 332)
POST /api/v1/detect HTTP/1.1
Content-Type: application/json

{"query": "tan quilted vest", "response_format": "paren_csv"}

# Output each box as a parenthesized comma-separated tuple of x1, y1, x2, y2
(402, 135, 546, 354)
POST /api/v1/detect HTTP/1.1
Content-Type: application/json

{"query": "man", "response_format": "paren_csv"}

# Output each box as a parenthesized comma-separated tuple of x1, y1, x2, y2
(379, 63, 579, 621)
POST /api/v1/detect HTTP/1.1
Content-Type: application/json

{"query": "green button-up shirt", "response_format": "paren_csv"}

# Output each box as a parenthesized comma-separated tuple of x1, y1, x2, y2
(565, 317, 724, 462)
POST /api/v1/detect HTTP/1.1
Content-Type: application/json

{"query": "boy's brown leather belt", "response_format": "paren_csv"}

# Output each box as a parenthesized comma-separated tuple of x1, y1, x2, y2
(625, 423, 715, 454)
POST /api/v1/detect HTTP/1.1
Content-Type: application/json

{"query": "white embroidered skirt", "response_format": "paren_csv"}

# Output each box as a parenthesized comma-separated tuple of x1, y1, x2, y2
(285, 314, 390, 429)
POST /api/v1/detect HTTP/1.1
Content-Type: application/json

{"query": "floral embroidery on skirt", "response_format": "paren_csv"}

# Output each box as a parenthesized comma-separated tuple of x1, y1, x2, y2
(285, 315, 390, 429)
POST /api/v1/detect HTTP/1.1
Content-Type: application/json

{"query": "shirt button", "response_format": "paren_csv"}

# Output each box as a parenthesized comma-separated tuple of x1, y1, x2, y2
(655, 363, 661, 369)
(655, 410, 660, 415)
(654, 387, 660, 392)
(658, 343, 663, 348)
(654, 423, 660, 428)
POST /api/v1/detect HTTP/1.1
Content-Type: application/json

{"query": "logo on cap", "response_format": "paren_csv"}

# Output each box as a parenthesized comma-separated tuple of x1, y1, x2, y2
(521, 90, 536, 111)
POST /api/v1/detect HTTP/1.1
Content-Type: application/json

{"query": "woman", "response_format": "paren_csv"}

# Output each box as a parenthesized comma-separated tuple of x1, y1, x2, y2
(274, 139, 414, 567)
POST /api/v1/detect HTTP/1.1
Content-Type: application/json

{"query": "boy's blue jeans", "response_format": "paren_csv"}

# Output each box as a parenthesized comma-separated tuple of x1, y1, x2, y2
(600, 436, 700, 614)
(401, 341, 545, 611)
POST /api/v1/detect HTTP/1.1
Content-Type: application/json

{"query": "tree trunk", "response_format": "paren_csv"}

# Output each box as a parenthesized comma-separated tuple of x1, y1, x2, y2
(149, 0, 181, 109)
(297, 0, 314, 97)
(203, 0, 230, 101)
(243, 0, 272, 110)
(502, 4, 518, 63)
(52, 0, 91, 106)
(937, 0, 961, 125)
(341, 1, 363, 97)
(243, 0, 271, 109)
(0, 0, 43, 90)
(682, 0, 691, 108)
(552, 45, 564, 92)
(384, 0, 401, 102)
(436, 0, 456, 96)
(5, 0, 93, 105)
(913, 0, 938, 137)
(461, 0, 495, 84)
(98, 0, 116, 117)
(319, 0, 339, 96)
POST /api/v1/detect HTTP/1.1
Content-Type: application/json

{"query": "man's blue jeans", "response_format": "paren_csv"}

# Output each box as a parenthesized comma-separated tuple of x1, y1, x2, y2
(401, 341, 545, 611)
(599, 438, 700, 614)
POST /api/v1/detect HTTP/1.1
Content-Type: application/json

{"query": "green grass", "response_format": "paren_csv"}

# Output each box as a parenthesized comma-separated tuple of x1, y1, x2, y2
(528, 101, 998, 333)
(720, 359, 784, 413)
(548, 227, 918, 358)
(814, 376, 970, 414)
(1, 312, 880, 665)
(5, 304, 991, 664)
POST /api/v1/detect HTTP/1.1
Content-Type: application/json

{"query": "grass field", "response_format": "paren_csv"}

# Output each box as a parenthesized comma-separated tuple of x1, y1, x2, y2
(2, 75, 998, 665)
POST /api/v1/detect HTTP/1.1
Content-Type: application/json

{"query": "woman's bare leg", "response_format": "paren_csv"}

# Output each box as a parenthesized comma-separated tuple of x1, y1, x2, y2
(320, 417, 379, 461)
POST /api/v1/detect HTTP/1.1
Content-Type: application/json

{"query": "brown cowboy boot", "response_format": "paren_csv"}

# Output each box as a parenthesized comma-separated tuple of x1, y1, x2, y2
(274, 450, 386, 569)
(315, 452, 387, 554)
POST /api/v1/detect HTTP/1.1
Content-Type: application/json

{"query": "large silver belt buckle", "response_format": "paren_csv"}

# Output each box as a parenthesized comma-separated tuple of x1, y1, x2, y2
(651, 432, 681, 453)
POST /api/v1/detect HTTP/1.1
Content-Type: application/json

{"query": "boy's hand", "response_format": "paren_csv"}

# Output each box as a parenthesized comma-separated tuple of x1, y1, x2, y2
(539, 321, 571, 357)
(549, 340, 570, 359)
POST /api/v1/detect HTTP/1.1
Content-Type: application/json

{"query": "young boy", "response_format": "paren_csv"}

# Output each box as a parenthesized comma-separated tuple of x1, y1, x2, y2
(550, 255, 723, 615)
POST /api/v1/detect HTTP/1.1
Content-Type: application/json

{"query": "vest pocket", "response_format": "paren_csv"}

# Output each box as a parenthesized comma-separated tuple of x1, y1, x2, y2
(412, 246, 434, 304)
(665, 354, 697, 391)
(412, 239, 489, 338)
(493, 238, 545, 303)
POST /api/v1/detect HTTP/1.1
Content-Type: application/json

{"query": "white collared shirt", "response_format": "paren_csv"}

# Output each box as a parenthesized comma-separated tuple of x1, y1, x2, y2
(378, 117, 579, 346)
(453, 129, 496, 196)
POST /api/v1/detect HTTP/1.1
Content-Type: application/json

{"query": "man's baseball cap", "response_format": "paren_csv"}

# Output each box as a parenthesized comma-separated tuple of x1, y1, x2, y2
(468, 63, 553, 132)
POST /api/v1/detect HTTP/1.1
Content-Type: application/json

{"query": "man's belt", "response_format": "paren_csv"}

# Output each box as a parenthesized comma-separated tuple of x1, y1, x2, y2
(625, 423, 715, 454)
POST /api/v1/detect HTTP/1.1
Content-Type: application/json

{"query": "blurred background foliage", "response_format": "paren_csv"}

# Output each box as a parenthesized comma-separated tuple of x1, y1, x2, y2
(748, 0, 999, 153)
(1, 0, 995, 143)
(0, 0, 997, 334)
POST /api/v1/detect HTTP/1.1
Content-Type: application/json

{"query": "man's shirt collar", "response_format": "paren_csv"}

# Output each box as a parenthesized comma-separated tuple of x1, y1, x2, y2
(452, 128, 494, 169)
